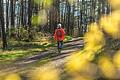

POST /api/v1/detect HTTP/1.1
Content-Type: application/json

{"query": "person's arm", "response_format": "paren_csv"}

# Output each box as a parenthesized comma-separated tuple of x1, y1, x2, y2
(54, 29, 57, 41)
(61, 28, 65, 40)
(62, 28, 65, 35)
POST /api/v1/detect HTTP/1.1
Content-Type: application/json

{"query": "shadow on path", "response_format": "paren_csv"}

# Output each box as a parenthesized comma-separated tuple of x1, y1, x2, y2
(0, 38, 84, 74)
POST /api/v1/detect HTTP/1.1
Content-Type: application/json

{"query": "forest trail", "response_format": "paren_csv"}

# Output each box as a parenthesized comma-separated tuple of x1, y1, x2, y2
(0, 38, 84, 76)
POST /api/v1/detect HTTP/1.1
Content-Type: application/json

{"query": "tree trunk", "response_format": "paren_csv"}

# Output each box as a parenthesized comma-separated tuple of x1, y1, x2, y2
(28, 0, 33, 40)
(6, 0, 9, 36)
(21, 0, 24, 26)
(10, 0, 15, 27)
(0, 0, 7, 50)
(67, 3, 71, 35)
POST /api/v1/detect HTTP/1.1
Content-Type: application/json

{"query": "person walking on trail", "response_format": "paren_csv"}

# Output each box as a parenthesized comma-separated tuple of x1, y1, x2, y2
(54, 23, 65, 49)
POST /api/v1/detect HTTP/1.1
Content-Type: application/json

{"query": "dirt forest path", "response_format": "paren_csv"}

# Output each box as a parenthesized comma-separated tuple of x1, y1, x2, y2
(0, 38, 84, 76)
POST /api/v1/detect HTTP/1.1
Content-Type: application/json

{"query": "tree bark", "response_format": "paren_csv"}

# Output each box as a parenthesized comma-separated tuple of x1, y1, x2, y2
(0, 0, 7, 50)
(10, 0, 15, 27)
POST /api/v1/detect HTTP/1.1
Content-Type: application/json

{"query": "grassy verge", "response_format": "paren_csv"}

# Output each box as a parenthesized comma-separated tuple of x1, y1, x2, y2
(0, 37, 51, 61)
(0, 36, 74, 61)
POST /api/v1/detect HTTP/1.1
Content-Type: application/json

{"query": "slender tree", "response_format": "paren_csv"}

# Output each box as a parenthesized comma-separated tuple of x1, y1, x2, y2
(28, 0, 33, 40)
(0, 0, 7, 50)
(10, 0, 15, 27)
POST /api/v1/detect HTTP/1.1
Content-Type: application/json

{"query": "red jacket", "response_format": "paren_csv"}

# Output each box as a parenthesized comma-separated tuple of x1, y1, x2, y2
(54, 28, 65, 41)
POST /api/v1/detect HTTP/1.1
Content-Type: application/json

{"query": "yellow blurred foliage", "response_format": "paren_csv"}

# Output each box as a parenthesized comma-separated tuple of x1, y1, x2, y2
(70, 75, 94, 80)
(100, 11, 120, 39)
(32, 15, 39, 25)
(29, 66, 60, 80)
(84, 51, 96, 61)
(66, 1, 120, 79)
(65, 51, 97, 74)
(38, 9, 48, 25)
(43, 0, 53, 9)
(4, 73, 21, 80)
(84, 23, 105, 51)
(32, 9, 48, 26)
(34, 0, 42, 5)
(108, 0, 120, 9)
(113, 50, 120, 68)
(66, 54, 89, 73)
(34, 0, 53, 9)
(111, 10, 120, 22)
(68, 0, 75, 5)
(98, 56, 117, 79)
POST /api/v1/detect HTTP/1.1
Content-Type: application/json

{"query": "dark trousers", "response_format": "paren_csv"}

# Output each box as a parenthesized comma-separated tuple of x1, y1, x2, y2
(57, 40, 63, 49)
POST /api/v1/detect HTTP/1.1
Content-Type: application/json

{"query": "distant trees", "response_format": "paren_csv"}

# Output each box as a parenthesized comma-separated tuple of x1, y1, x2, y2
(0, 0, 111, 50)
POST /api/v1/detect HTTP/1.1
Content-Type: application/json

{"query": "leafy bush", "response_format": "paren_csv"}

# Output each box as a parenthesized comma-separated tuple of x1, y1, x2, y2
(9, 27, 39, 41)
(18, 27, 29, 41)
(9, 27, 17, 38)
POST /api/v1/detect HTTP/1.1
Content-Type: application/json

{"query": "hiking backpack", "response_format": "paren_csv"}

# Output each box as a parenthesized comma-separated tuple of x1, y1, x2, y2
(56, 30, 62, 37)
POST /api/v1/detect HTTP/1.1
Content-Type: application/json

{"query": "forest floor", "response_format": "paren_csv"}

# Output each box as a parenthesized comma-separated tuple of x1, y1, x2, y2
(0, 38, 84, 77)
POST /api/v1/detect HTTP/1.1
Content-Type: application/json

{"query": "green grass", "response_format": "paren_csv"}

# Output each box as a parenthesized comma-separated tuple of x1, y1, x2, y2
(0, 38, 51, 61)
(64, 36, 72, 41)
(0, 36, 74, 61)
